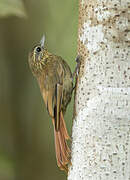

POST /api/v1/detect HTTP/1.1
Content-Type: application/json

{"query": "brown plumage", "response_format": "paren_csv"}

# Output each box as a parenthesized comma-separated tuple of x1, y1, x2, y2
(28, 37, 74, 171)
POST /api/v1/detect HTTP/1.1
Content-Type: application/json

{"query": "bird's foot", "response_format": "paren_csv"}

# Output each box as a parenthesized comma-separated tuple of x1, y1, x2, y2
(72, 55, 81, 90)
(72, 55, 81, 79)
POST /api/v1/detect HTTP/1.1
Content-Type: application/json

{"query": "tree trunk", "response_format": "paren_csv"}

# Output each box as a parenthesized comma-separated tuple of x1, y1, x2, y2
(68, 0, 130, 180)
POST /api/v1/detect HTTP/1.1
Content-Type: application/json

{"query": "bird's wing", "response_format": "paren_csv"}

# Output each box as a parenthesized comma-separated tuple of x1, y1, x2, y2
(40, 61, 64, 131)
(54, 83, 63, 131)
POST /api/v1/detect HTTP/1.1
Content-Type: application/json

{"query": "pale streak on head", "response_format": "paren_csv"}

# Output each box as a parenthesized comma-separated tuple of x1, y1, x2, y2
(40, 35, 45, 48)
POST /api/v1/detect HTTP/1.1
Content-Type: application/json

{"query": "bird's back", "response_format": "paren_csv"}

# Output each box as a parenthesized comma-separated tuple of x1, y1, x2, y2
(38, 55, 73, 115)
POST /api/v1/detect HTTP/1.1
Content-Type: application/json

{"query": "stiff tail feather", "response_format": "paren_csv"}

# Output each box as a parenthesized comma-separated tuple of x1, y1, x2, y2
(52, 112, 71, 171)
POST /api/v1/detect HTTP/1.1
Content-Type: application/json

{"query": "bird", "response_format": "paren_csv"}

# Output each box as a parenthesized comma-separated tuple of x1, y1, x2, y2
(28, 35, 80, 172)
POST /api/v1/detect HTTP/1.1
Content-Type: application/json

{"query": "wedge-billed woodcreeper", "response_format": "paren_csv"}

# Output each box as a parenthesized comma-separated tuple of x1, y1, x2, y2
(28, 36, 79, 171)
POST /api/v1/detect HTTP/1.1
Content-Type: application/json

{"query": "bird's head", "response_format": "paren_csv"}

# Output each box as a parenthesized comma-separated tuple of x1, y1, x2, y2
(28, 35, 50, 77)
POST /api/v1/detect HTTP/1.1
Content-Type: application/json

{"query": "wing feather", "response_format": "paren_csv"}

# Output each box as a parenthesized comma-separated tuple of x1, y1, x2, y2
(55, 83, 63, 131)
(39, 58, 65, 130)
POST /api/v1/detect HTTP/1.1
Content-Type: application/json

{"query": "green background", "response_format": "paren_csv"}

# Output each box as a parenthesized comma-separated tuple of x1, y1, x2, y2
(0, 0, 78, 180)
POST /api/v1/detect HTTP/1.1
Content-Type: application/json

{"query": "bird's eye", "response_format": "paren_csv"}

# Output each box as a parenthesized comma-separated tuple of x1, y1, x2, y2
(36, 46, 41, 53)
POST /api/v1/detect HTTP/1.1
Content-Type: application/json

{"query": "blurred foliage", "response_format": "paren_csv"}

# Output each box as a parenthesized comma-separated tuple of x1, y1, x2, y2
(0, 0, 78, 180)
(0, 0, 26, 18)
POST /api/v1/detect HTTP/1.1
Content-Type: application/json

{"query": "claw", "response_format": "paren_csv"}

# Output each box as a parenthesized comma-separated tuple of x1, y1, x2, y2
(75, 54, 81, 63)
(71, 55, 81, 91)
(72, 55, 81, 80)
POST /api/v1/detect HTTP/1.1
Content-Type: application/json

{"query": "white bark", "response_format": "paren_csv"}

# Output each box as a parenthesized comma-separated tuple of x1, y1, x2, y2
(68, 0, 130, 180)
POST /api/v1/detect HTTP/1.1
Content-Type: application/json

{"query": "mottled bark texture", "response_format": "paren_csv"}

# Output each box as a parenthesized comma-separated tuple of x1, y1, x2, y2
(68, 0, 130, 180)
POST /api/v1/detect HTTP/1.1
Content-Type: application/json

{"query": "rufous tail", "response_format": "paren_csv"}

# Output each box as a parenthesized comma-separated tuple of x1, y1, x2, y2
(52, 111, 71, 172)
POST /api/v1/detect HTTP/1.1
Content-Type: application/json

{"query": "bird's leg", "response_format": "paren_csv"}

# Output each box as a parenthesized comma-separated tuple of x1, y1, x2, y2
(72, 55, 81, 90)
(72, 55, 81, 80)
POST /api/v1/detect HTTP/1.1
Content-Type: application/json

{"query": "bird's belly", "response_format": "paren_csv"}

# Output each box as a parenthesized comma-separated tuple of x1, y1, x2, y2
(62, 78, 73, 114)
